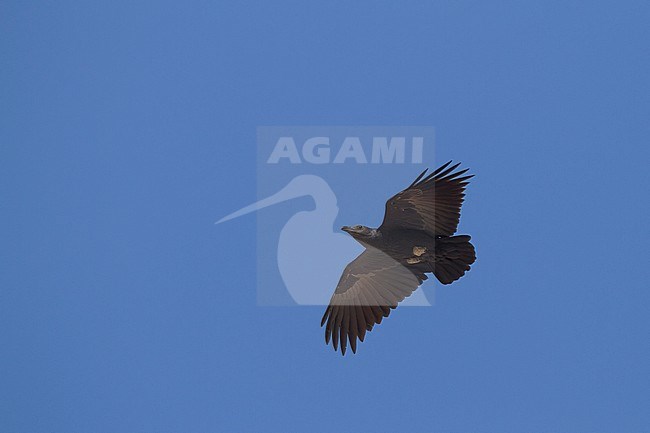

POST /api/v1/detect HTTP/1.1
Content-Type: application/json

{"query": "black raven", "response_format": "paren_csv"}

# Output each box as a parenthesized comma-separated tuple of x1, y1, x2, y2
(321, 161, 476, 355)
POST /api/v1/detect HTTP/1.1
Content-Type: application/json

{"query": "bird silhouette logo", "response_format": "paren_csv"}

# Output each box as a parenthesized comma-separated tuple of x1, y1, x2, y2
(216, 174, 433, 307)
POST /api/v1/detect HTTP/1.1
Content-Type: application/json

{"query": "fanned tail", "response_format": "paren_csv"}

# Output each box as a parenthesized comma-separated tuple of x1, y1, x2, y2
(432, 235, 476, 284)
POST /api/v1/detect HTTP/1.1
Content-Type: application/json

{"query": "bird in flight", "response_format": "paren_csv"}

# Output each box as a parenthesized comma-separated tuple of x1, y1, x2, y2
(321, 161, 476, 355)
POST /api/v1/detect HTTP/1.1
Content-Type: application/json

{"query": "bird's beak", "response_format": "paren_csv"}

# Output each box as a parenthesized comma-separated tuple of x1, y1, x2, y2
(341, 226, 351, 233)
(216, 183, 303, 224)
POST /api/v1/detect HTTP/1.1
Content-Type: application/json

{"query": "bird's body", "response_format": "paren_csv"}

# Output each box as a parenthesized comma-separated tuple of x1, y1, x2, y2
(343, 227, 475, 284)
(351, 226, 441, 255)
(322, 161, 477, 355)
(345, 227, 430, 264)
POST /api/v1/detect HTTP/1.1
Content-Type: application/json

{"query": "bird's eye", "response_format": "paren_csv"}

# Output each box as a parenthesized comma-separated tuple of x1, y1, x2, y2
(354, 225, 362, 230)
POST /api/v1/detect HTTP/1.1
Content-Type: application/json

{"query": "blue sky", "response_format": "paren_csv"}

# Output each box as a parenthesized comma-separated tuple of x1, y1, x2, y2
(2, 1, 649, 432)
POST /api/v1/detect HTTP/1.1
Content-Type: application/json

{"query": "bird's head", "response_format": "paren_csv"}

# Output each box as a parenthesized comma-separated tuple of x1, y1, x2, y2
(341, 225, 375, 240)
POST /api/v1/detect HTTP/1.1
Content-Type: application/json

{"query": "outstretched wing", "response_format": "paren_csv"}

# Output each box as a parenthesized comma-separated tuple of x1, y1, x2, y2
(320, 247, 428, 355)
(379, 161, 473, 236)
